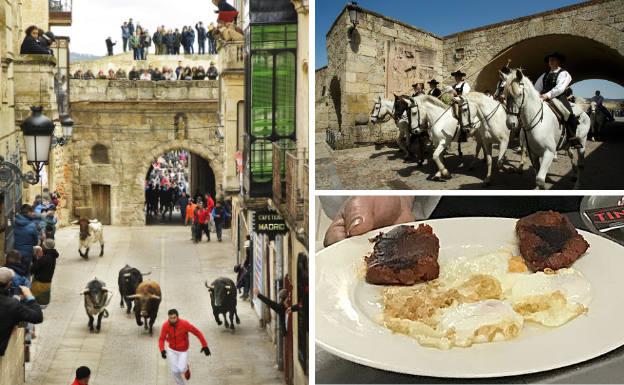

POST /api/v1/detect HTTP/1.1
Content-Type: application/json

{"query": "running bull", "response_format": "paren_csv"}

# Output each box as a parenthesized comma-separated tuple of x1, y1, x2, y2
(81, 278, 113, 332)
(118, 264, 151, 314)
(72, 218, 105, 258)
(127, 280, 162, 335)
(206, 277, 240, 330)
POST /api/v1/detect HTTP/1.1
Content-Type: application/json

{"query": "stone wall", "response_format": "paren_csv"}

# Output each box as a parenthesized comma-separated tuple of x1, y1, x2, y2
(13, 54, 60, 209)
(318, 7, 443, 148)
(218, 42, 244, 194)
(443, 0, 624, 91)
(0, 327, 25, 385)
(69, 80, 222, 226)
(314, 67, 330, 133)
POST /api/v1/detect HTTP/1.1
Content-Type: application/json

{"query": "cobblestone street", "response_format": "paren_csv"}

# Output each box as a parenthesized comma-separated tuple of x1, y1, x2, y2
(25, 225, 282, 385)
(316, 129, 624, 190)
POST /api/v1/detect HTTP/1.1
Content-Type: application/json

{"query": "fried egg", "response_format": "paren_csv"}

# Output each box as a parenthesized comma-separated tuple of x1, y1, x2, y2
(381, 249, 592, 349)
(508, 268, 591, 326)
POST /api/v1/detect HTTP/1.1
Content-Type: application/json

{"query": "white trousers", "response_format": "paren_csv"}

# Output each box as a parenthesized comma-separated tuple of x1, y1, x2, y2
(166, 348, 188, 385)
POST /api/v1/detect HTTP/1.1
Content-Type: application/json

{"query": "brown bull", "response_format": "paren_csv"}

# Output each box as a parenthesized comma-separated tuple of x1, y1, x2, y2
(127, 280, 161, 335)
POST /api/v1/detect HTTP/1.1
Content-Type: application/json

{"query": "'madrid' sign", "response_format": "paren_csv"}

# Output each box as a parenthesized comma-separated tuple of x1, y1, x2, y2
(253, 210, 288, 236)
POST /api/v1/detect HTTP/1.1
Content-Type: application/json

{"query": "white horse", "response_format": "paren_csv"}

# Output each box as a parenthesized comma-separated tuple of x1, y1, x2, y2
(403, 95, 462, 180)
(369, 96, 412, 158)
(501, 69, 590, 189)
(453, 92, 511, 185)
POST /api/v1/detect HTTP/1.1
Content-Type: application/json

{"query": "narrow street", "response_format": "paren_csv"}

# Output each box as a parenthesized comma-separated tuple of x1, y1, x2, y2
(25, 224, 282, 385)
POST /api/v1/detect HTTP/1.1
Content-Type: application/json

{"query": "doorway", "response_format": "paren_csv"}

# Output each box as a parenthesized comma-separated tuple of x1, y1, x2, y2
(92, 184, 111, 224)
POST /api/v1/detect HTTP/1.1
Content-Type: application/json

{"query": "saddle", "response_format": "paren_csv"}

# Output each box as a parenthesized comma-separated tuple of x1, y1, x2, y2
(546, 98, 571, 123)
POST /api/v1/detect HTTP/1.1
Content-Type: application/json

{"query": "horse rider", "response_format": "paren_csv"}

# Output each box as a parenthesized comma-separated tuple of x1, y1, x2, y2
(451, 70, 471, 96)
(427, 79, 442, 98)
(590, 90, 615, 122)
(451, 70, 471, 136)
(411, 83, 425, 98)
(534, 52, 582, 148)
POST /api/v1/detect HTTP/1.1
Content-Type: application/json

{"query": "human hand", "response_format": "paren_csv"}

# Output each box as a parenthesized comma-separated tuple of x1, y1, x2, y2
(540, 94, 549, 101)
(19, 286, 32, 298)
(324, 196, 415, 247)
(161, 350, 167, 359)
(201, 347, 211, 356)
(253, 288, 259, 297)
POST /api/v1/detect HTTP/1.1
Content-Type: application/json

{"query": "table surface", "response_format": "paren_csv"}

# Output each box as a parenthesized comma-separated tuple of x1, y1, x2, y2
(316, 212, 624, 384)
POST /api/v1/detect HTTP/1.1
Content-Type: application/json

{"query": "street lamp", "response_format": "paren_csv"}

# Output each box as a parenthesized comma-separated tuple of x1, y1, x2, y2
(0, 106, 55, 190)
(52, 114, 74, 147)
(346, 1, 360, 36)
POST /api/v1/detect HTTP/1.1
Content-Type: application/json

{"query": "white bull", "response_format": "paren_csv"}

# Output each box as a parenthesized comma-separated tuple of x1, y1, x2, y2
(72, 218, 105, 258)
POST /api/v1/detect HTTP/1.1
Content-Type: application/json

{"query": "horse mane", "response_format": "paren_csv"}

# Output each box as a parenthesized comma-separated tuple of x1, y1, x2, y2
(417, 95, 448, 109)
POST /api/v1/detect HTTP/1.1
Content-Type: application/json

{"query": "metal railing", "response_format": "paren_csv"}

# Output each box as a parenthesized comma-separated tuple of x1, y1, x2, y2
(49, 0, 72, 12)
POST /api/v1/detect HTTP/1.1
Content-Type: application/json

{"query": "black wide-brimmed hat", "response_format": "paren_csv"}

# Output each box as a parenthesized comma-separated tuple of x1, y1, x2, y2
(427, 79, 439, 85)
(451, 70, 466, 77)
(544, 52, 566, 63)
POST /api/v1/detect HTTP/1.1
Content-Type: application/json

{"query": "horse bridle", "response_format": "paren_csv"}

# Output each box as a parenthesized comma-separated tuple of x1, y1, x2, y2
(370, 100, 393, 124)
(506, 85, 544, 131)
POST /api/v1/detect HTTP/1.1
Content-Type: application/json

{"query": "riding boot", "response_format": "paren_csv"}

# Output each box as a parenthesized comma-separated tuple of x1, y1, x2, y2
(566, 115, 582, 149)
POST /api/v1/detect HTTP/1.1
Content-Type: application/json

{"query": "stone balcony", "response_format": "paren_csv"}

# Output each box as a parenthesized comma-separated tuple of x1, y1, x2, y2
(69, 80, 220, 103)
(13, 54, 58, 124)
(218, 41, 244, 74)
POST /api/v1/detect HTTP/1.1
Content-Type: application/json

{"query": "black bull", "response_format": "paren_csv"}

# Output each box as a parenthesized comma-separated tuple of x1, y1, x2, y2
(206, 277, 240, 330)
(117, 265, 150, 314)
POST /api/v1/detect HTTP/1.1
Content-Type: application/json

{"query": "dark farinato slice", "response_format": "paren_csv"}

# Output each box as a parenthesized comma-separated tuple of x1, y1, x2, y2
(516, 211, 590, 271)
(365, 224, 439, 285)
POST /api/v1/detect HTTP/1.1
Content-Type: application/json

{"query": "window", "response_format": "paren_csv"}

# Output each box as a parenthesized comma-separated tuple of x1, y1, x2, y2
(91, 144, 109, 164)
(248, 24, 297, 187)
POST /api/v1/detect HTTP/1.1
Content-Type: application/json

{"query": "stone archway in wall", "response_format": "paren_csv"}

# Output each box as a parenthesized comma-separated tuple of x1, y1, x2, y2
(463, 19, 624, 91)
(132, 140, 224, 225)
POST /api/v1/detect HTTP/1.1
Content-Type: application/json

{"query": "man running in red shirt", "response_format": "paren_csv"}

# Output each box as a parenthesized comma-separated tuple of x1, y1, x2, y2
(159, 309, 211, 384)
(70, 366, 90, 384)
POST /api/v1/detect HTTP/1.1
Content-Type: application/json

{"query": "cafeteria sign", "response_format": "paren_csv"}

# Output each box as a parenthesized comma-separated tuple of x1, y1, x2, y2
(253, 210, 288, 237)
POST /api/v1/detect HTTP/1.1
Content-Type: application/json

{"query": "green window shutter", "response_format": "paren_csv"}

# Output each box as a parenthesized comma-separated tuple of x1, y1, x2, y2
(275, 51, 296, 137)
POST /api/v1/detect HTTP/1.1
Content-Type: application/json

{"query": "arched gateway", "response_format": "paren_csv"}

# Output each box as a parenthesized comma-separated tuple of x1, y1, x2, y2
(68, 79, 226, 225)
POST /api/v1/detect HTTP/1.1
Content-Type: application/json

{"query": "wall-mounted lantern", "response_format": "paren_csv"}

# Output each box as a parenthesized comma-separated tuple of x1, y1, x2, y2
(347, 1, 360, 37)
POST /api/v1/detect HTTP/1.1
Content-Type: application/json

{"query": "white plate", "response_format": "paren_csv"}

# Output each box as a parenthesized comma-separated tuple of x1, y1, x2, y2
(316, 217, 624, 378)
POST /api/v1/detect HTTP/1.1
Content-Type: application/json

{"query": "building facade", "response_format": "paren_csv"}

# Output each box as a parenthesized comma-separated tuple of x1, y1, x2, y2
(0, 0, 71, 381)
(231, 1, 309, 384)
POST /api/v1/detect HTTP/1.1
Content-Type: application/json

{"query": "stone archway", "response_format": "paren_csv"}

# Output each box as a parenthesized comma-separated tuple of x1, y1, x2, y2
(473, 34, 624, 92)
(454, 17, 624, 91)
(131, 140, 223, 225)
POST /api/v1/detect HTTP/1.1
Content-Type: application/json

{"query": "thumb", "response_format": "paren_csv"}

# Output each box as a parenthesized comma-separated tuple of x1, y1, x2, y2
(346, 196, 414, 236)
(341, 197, 378, 237)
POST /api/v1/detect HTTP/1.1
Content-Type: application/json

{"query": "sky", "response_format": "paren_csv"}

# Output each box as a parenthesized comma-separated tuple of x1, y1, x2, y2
(52, 0, 218, 56)
(315, 0, 624, 98)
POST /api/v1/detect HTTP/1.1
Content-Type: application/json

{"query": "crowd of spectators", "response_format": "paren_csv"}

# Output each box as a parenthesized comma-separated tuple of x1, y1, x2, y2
(0, 189, 61, 361)
(71, 61, 219, 81)
(117, 18, 219, 59)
